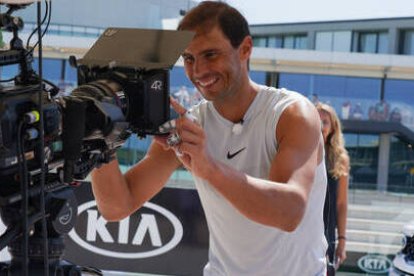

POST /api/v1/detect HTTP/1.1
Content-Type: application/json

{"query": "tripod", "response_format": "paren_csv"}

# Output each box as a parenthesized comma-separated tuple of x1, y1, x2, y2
(0, 183, 102, 276)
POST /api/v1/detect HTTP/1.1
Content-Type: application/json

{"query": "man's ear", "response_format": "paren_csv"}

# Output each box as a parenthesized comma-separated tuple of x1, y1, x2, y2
(239, 36, 253, 60)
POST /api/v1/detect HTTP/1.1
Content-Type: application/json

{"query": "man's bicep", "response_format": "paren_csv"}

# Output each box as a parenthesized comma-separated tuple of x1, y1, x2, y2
(269, 102, 321, 190)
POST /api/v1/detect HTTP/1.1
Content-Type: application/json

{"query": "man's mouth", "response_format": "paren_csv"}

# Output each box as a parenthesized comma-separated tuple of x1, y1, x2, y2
(196, 77, 218, 88)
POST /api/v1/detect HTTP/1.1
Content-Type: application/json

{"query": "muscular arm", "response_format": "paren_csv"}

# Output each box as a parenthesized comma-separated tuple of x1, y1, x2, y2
(177, 100, 324, 231)
(91, 142, 181, 221)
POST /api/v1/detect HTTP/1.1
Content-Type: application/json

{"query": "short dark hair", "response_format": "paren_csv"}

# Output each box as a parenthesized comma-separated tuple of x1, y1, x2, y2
(177, 1, 250, 49)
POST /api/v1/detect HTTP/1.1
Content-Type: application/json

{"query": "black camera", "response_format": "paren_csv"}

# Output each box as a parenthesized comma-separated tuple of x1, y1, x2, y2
(0, 3, 193, 275)
(1, 26, 193, 183)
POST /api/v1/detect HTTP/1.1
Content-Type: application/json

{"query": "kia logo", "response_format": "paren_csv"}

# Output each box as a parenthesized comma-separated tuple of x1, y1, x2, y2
(357, 254, 392, 274)
(68, 201, 183, 259)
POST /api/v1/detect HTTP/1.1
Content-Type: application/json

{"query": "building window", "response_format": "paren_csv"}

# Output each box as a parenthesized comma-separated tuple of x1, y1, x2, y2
(315, 32, 332, 51)
(252, 34, 307, 49)
(252, 36, 267, 47)
(401, 29, 414, 55)
(64, 60, 77, 83)
(283, 36, 295, 48)
(345, 134, 379, 190)
(384, 79, 414, 130)
(278, 73, 382, 120)
(315, 31, 352, 52)
(283, 34, 307, 49)
(32, 58, 63, 83)
(267, 36, 283, 48)
(0, 64, 18, 81)
(388, 137, 414, 194)
(357, 31, 388, 54)
(277, 73, 311, 94)
(24, 23, 103, 38)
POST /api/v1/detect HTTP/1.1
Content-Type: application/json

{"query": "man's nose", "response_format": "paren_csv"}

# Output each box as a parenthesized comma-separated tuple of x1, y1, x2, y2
(192, 58, 207, 76)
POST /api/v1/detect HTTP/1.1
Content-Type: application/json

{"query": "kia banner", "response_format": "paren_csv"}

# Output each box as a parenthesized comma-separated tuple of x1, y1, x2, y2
(64, 184, 209, 275)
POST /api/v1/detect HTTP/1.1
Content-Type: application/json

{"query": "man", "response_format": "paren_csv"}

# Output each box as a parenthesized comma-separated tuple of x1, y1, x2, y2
(91, 1, 327, 275)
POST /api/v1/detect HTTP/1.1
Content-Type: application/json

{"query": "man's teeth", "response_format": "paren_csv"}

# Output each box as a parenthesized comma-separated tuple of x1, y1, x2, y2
(198, 78, 217, 87)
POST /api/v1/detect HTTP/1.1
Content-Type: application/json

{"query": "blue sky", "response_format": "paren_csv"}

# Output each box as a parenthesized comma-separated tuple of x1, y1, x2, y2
(225, 0, 414, 24)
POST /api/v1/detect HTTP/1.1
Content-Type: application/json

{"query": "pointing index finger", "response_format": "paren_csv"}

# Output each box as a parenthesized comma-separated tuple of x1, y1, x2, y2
(170, 96, 187, 116)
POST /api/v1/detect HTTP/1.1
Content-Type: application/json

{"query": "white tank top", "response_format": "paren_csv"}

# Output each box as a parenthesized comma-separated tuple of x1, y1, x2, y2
(190, 86, 327, 276)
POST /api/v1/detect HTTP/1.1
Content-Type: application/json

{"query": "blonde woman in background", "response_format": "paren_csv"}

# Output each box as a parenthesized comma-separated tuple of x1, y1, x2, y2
(316, 103, 350, 275)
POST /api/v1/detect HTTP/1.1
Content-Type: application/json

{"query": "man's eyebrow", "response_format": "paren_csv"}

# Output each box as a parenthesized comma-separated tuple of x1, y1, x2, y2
(181, 52, 193, 58)
(200, 48, 220, 54)
(182, 48, 220, 57)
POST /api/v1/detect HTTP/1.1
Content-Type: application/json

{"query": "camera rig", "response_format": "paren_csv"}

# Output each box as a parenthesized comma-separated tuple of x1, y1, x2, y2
(0, 2, 193, 275)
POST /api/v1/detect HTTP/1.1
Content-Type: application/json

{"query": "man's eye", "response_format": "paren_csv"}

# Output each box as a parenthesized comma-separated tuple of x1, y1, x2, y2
(182, 55, 194, 63)
(204, 51, 218, 59)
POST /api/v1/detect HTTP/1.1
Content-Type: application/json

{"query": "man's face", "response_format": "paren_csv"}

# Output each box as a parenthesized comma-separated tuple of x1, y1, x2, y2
(181, 26, 249, 102)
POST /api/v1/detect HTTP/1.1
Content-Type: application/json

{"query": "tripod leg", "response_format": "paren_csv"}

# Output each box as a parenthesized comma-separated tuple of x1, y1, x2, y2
(0, 262, 10, 276)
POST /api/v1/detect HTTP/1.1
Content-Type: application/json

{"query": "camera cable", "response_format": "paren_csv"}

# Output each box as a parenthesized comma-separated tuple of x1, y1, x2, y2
(25, 0, 50, 55)
(0, 77, 14, 83)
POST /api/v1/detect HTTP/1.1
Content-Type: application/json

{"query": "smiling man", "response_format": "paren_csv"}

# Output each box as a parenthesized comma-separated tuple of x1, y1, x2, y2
(91, 1, 328, 275)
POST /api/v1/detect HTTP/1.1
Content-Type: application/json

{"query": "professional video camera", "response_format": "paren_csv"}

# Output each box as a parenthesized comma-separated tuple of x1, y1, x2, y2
(0, 2, 193, 275)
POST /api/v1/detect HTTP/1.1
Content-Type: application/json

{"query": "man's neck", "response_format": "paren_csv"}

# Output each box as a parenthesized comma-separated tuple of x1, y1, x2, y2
(213, 81, 259, 123)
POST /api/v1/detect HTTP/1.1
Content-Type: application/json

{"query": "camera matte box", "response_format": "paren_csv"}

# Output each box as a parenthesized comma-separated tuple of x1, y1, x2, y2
(79, 28, 194, 70)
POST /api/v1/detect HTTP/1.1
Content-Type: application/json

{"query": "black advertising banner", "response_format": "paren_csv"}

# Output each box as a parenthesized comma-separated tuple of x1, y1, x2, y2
(64, 184, 209, 276)
(0, 181, 403, 275)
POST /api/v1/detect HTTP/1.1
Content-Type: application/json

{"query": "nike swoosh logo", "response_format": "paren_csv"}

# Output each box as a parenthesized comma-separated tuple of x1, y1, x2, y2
(227, 147, 246, 159)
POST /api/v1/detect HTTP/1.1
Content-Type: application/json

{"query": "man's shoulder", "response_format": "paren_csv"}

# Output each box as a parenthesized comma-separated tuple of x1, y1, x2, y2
(257, 86, 310, 113)
(259, 86, 307, 101)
